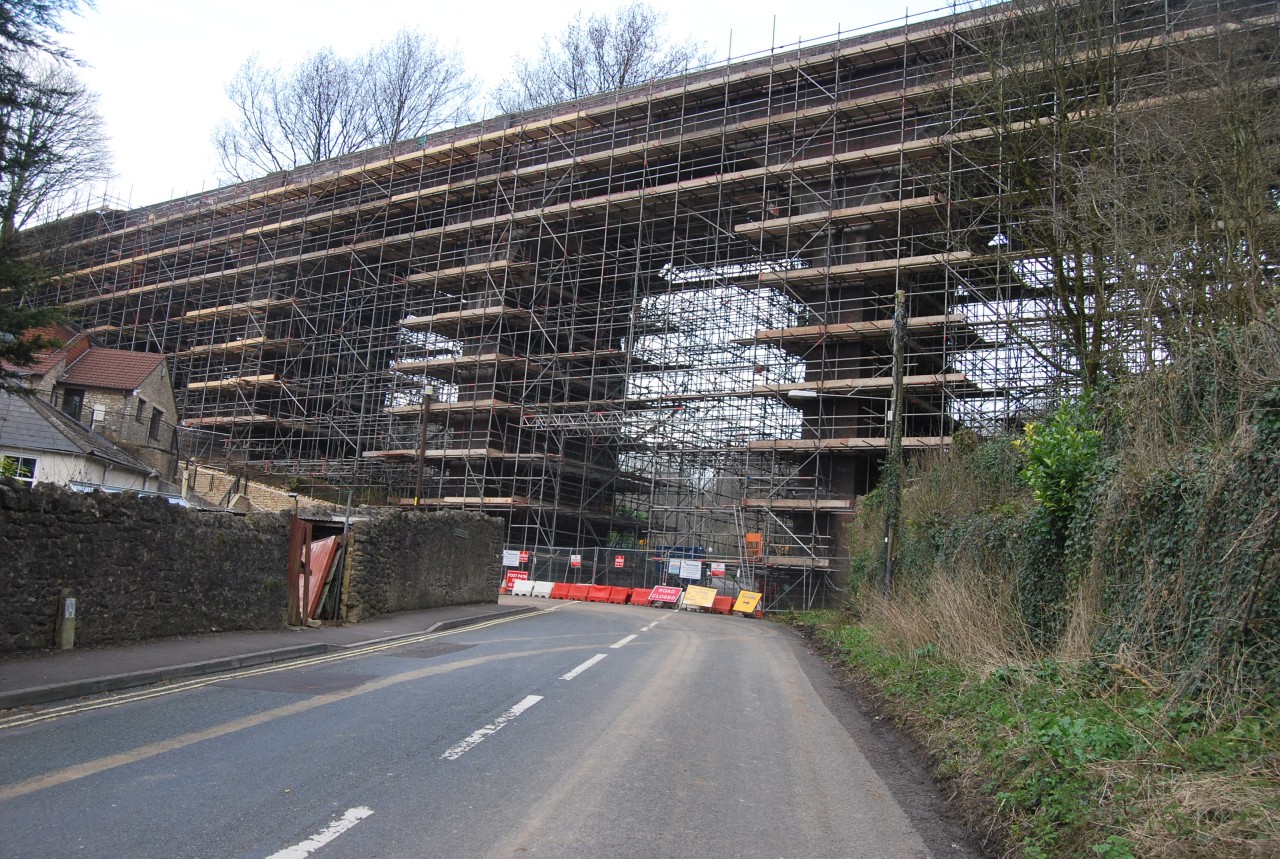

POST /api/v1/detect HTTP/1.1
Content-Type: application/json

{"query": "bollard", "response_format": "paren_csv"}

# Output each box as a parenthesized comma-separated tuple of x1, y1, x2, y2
(55, 588, 76, 650)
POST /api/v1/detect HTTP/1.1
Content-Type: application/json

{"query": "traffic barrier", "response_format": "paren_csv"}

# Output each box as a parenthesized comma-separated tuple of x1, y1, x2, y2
(510, 578, 763, 618)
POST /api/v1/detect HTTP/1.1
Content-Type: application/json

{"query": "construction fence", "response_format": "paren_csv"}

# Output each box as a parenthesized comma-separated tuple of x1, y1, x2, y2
(501, 545, 846, 612)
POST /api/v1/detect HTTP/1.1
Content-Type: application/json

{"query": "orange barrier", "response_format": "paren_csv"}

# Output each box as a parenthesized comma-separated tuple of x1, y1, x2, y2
(518, 581, 763, 618)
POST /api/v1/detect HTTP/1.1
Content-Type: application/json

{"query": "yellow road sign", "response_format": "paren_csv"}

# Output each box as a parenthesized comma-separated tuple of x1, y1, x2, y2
(683, 585, 718, 609)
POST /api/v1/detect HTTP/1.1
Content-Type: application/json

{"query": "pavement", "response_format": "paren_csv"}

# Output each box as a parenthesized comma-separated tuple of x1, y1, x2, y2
(0, 598, 538, 711)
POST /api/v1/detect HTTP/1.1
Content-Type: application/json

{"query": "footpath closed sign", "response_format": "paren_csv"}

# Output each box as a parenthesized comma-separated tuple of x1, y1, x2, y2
(504, 570, 529, 590)
(683, 585, 717, 609)
(649, 585, 683, 604)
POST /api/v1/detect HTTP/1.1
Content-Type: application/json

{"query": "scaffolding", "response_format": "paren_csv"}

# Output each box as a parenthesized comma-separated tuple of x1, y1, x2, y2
(24, 0, 1276, 606)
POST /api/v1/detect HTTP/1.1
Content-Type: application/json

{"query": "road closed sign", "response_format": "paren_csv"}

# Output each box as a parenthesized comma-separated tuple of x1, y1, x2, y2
(649, 585, 683, 604)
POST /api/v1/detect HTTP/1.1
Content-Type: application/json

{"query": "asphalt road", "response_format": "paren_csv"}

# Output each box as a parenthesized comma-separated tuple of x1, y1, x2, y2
(0, 601, 979, 858)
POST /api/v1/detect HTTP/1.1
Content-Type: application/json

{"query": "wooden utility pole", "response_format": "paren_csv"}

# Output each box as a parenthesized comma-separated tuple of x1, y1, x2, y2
(883, 288, 907, 594)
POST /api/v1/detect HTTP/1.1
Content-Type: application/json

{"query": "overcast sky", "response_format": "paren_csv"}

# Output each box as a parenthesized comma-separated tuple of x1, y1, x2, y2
(57, 0, 952, 210)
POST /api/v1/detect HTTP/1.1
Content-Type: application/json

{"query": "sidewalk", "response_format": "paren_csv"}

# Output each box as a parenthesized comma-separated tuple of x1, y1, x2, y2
(0, 598, 537, 711)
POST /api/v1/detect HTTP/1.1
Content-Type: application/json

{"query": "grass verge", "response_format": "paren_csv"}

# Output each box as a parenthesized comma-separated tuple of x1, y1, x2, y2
(784, 610, 1280, 859)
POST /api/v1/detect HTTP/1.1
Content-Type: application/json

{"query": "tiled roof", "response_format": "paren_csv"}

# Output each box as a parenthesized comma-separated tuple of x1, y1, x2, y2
(0, 326, 85, 377)
(0, 390, 154, 475)
(60, 347, 165, 390)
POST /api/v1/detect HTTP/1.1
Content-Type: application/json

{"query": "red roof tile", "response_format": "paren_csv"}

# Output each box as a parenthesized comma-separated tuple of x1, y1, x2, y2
(0, 326, 84, 377)
(60, 348, 166, 390)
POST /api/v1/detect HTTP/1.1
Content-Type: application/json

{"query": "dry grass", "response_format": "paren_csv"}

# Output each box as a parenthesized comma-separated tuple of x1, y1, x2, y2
(859, 564, 1032, 674)
(1103, 759, 1280, 858)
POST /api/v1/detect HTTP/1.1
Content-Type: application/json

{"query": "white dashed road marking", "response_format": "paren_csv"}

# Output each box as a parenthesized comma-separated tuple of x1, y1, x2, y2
(610, 634, 637, 649)
(266, 807, 373, 858)
(440, 695, 543, 760)
(560, 654, 607, 681)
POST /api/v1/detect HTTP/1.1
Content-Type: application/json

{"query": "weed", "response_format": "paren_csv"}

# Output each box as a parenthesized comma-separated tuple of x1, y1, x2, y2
(788, 611, 1280, 858)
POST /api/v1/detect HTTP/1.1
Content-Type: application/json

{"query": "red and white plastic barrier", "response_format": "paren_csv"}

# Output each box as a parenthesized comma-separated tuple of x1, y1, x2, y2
(507, 579, 763, 617)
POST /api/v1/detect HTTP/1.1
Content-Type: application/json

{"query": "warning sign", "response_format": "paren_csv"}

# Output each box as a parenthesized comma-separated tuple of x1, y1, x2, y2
(732, 591, 763, 614)
(683, 585, 717, 609)
(570, 554, 582, 568)
(504, 570, 529, 590)
(613, 554, 625, 568)
(710, 561, 726, 577)
(649, 585, 683, 604)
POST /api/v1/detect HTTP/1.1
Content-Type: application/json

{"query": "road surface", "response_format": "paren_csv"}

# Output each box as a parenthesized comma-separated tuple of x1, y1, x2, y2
(0, 600, 978, 858)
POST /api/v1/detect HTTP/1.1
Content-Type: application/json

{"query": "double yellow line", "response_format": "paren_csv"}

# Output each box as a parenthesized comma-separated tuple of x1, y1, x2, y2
(0, 607, 558, 732)
(0, 608, 577, 801)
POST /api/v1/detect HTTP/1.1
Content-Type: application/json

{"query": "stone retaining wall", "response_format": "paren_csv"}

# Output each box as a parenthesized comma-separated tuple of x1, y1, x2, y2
(0, 480, 502, 651)
(0, 479, 288, 651)
(342, 509, 502, 623)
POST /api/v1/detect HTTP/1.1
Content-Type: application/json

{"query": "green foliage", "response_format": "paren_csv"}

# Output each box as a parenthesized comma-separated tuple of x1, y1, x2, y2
(1017, 505, 1072, 646)
(790, 611, 1280, 858)
(1015, 397, 1102, 517)
(1258, 385, 1280, 442)
(1082, 319, 1280, 701)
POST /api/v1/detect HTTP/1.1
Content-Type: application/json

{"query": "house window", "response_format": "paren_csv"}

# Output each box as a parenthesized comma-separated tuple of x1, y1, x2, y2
(1, 455, 37, 487)
(62, 388, 85, 422)
(149, 409, 163, 442)
(135, 398, 146, 422)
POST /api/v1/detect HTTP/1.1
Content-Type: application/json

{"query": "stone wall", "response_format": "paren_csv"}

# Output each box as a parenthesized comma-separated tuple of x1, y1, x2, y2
(183, 463, 345, 514)
(0, 481, 503, 651)
(342, 509, 502, 622)
(0, 479, 288, 651)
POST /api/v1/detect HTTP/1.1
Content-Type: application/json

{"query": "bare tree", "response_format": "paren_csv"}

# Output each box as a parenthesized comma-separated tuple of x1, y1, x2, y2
(492, 1, 709, 113)
(366, 30, 474, 147)
(931, 0, 1279, 389)
(214, 30, 476, 182)
(0, 57, 110, 238)
(1118, 26, 1280, 344)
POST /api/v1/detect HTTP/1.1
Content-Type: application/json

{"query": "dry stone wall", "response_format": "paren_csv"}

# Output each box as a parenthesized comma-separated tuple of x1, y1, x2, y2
(342, 509, 502, 623)
(0, 479, 288, 651)
(0, 481, 503, 651)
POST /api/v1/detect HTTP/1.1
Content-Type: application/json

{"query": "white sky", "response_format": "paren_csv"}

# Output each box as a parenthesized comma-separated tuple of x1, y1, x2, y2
(58, 0, 952, 210)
